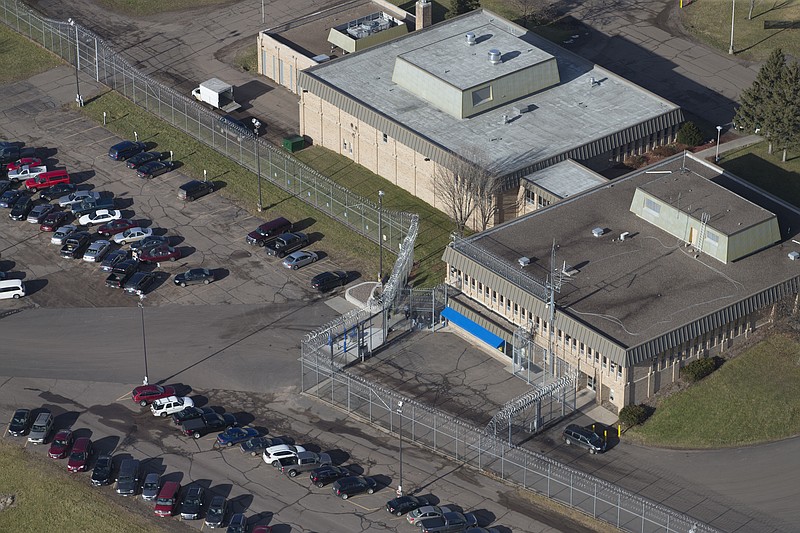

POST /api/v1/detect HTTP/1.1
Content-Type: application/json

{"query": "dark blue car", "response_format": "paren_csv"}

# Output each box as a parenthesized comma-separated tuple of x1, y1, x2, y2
(108, 140, 146, 161)
(216, 426, 259, 448)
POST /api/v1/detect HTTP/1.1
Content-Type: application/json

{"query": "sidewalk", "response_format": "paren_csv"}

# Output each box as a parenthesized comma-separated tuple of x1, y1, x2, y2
(694, 134, 761, 160)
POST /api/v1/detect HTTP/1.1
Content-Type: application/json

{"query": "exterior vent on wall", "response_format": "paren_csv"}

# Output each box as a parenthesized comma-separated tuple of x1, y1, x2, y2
(592, 227, 604, 238)
(488, 49, 502, 64)
(518, 256, 530, 267)
(465, 32, 476, 45)
(789, 251, 800, 261)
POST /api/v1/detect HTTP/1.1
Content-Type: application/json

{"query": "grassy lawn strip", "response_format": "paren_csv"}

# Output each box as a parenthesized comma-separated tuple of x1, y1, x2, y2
(719, 141, 800, 208)
(82, 91, 382, 280)
(627, 334, 800, 448)
(0, 440, 162, 532)
(94, 0, 232, 16)
(0, 25, 63, 85)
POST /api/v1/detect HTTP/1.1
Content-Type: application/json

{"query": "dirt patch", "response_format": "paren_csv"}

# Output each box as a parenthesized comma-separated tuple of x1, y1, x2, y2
(0, 494, 16, 512)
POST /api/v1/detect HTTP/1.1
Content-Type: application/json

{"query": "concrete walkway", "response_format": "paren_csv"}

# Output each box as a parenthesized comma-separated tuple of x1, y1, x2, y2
(694, 134, 762, 160)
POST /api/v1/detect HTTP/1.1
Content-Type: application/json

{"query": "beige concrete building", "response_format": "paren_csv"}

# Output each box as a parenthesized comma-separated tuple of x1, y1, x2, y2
(442, 152, 800, 412)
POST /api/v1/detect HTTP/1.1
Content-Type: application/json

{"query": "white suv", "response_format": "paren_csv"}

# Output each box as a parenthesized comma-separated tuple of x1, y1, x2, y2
(150, 396, 194, 417)
(262, 444, 306, 467)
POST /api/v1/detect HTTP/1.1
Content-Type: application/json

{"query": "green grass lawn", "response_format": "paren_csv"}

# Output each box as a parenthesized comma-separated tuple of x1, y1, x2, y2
(0, 25, 63, 84)
(719, 141, 800, 207)
(234, 44, 259, 74)
(0, 441, 162, 532)
(94, 0, 232, 16)
(626, 333, 800, 448)
(680, 0, 800, 61)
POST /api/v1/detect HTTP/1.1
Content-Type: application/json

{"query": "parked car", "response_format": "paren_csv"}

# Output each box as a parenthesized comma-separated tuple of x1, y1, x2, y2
(137, 160, 175, 179)
(179, 484, 204, 520)
(72, 195, 115, 217)
(108, 140, 147, 161)
(141, 472, 160, 500)
(465, 528, 500, 533)
(0, 180, 11, 196)
(25, 169, 70, 191)
(418, 512, 478, 533)
(51, 224, 78, 245)
(97, 218, 137, 237)
(79, 208, 122, 227)
(281, 451, 332, 477)
(216, 426, 259, 447)
(130, 234, 169, 252)
(48, 429, 74, 459)
(8, 164, 47, 182)
(178, 179, 215, 201)
(6, 156, 42, 172)
(26, 203, 55, 224)
(125, 151, 167, 169)
(40, 210, 70, 232)
(123, 271, 157, 296)
(408, 506, 452, 526)
(58, 190, 100, 208)
(204, 495, 228, 528)
(131, 384, 176, 407)
(115, 458, 140, 496)
(154, 480, 181, 517)
(265, 232, 309, 258)
(9, 195, 34, 220)
(83, 239, 112, 262)
(331, 475, 377, 499)
(113, 226, 153, 245)
(0, 189, 23, 208)
(309, 465, 350, 487)
(282, 250, 318, 270)
(105, 258, 139, 288)
(174, 268, 215, 287)
(182, 413, 237, 439)
(59, 232, 92, 259)
(7, 408, 31, 436)
(39, 182, 76, 202)
(263, 444, 307, 467)
(91, 454, 114, 486)
(172, 406, 214, 426)
(386, 495, 431, 516)
(226, 513, 247, 533)
(136, 244, 179, 263)
(311, 271, 348, 292)
(150, 396, 194, 417)
(246, 217, 292, 246)
(67, 436, 92, 472)
(99, 249, 130, 272)
(239, 435, 294, 456)
(563, 423, 606, 454)
(27, 411, 53, 444)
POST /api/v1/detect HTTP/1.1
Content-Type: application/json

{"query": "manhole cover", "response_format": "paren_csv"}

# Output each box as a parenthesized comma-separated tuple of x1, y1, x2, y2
(229, 250, 252, 260)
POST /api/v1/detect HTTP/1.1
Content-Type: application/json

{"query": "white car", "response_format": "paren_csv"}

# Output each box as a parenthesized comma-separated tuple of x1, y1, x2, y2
(51, 225, 78, 245)
(82, 240, 111, 262)
(262, 444, 306, 467)
(113, 227, 153, 245)
(58, 190, 99, 208)
(150, 396, 194, 417)
(79, 209, 122, 227)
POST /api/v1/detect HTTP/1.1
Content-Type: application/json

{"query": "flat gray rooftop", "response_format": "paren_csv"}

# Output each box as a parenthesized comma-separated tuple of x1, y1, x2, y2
(471, 153, 800, 349)
(398, 22, 554, 90)
(524, 159, 607, 199)
(307, 9, 679, 175)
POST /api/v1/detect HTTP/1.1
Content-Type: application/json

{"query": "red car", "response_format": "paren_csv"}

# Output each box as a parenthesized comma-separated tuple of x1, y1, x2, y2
(97, 218, 137, 237)
(154, 481, 181, 517)
(25, 169, 70, 191)
(67, 437, 92, 472)
(252, 527, 273, 533)
(40, 210, 70, 232)
(48, 429, 74, 459)
(138, 244, 180, 263)
(131, 384, 176, 407)
(7, 157, 42, 172)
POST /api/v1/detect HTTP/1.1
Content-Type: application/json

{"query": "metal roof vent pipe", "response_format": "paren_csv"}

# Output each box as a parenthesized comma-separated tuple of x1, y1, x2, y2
(465, 32, 476, 45)
(488, 49, 502, 64)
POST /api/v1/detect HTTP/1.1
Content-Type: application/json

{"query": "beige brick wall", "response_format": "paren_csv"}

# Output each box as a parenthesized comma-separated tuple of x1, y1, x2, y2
(257, 33, 317, 94)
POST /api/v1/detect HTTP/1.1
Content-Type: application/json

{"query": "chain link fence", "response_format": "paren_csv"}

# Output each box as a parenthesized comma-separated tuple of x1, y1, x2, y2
(0, 0, 412, 252)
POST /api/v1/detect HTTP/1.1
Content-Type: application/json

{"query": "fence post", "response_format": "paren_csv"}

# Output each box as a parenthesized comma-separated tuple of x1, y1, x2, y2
(593, 481, 597, 517)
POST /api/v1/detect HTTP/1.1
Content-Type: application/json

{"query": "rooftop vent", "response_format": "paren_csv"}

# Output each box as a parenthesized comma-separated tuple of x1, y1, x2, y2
(518, 256, 530, 267)
(620, 231, 630, 241)
(592, 227, 604, 238)
(465, 32, 476, 45)
(789, 251, 800, 261)
(488, 49, 502, 64)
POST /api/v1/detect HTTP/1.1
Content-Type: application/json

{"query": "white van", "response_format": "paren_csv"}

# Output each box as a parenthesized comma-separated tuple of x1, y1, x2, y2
(0, 279, 24, 299)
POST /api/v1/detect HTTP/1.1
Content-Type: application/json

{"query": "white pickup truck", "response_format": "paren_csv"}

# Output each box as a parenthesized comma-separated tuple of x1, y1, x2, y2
(8, 164, 47, 182)
(150, 396, 194, 417)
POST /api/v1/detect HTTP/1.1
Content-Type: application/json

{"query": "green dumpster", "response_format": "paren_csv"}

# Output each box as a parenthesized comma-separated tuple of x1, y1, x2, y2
(282, 135, 305, 153)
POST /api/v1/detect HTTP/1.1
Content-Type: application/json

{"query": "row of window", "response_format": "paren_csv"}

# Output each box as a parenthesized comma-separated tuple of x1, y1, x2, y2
(524, 190, 551, 209)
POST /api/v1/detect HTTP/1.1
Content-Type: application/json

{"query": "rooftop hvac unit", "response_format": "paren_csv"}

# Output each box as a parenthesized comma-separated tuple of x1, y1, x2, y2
(592, 227, 604, 237)
(789, 251, 800, 261)
(465, 32, 476, 46)
(518, 256, 530, 267)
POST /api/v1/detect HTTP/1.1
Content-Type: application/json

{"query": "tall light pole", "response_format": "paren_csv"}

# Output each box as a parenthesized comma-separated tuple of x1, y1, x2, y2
(715, 126, 723, 162)
(378, 190, 385, 283)
(255, 138, 263, 211)
(396, 400, 404, 497)
(68, 18, 83, 106)
(261, 0, 265, 24)
(728, 0, 735, 55)
(138, 295, 149, 385)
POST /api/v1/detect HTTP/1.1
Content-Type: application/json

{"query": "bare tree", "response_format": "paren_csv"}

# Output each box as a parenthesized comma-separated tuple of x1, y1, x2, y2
(432, 154, 484, 234)
(473, 170, 506, 231)
(508, 0, 557, 26)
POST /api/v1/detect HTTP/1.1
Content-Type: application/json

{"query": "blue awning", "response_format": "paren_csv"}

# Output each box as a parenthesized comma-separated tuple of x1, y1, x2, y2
(441, 307, 505, 349)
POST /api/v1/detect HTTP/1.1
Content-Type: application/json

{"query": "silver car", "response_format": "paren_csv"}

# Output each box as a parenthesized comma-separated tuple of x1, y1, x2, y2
(51, 224, 78, 245)
(113, 227, 153, 245)
(83, 240, 111, 262)
(141, 472, 160, 501)
(282, 250, 318, 270)
(58, 190, 99, 209)
(26, 203, 54, 223)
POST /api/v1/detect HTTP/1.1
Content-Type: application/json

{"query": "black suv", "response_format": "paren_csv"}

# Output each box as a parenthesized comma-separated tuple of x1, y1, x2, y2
(7, 408, 31, 436)
(331, 475, 376, 499)
(563, 424, 606, 454)
(108, 140, 147, 161)
(91, 454, 114, 486)
(179, 485, 204, 520)
(178, 180, 214, 201)
(265, 232, 309, 258)
(9, 194, 33, 220)
(311, 271, 348, 292)
(309, 465, 350, 488)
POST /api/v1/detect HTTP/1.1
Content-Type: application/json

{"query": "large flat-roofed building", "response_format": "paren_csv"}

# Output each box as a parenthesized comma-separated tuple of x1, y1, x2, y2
(298, 8, 683, 227)
(442, 152, 800, 412)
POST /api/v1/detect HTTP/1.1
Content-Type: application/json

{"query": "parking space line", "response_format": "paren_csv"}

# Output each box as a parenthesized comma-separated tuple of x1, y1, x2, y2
(115, 393, 130, 402)
(62, 125, 105, 140)
(348, 500, 381, 512)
